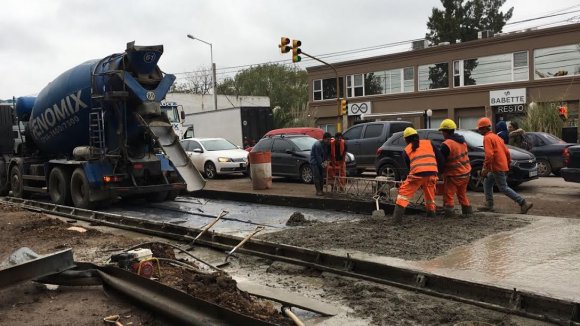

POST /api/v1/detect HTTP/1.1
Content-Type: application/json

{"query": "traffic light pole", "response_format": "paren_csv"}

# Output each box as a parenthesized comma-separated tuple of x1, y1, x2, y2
(301, 51, 345, 132)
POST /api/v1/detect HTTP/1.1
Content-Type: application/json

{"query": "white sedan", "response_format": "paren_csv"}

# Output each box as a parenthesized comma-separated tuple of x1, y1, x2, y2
(180, 138, 248, 179)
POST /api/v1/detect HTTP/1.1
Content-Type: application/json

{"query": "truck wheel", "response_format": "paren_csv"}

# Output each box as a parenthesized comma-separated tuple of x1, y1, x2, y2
(49, 167, 72, 205)
(10, 165, 29, 199)
(0, 160, 9, 196)
(70, 168, 95, 209)
(204, 162, 217, 179)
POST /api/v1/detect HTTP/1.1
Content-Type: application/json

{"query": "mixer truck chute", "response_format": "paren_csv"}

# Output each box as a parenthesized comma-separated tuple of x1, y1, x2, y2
(0, 42, 205, 209)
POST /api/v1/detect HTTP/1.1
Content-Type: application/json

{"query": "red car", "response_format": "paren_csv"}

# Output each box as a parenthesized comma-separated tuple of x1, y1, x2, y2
(245, 127, 325, 151)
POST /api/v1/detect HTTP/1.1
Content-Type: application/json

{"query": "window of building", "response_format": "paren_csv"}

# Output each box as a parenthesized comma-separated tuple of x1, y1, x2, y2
(534, 44, 580, 79)
(403, 67, 414, 92)
(458, 117, 479, 130)
(312, 78, 344, 101)
(362, 124, 383, 138)
(364, 71, 386, 96)
(453, 51, 529, 87)
(418, 63, 449, 91)
(347, 74, 364, 98)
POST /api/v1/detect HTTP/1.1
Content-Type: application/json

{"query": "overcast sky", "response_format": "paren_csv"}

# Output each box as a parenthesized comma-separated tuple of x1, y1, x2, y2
(1, 0, 579, 99)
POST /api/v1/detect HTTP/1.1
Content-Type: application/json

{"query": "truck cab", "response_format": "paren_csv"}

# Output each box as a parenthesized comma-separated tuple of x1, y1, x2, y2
(161, 101, 187, 139)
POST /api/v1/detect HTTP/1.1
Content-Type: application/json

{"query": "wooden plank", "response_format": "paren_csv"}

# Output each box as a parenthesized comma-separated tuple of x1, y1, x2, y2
(235, 279, 339, 316)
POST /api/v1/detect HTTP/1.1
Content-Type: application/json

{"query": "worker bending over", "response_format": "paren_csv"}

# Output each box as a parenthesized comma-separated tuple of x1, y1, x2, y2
(439, 119, 472, 218)
(393, 127, 444, 223)
(476, 117, 533, 214)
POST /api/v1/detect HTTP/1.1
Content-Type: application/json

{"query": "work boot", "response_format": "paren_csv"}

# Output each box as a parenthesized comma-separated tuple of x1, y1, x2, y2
(443, 206, 456, 218)
(520, 200, 533, 214)
(461, 205, 473, 217)
(425, 210, 436, 218)
(392, 204, 405, 224)
(477, 202, 494, 212)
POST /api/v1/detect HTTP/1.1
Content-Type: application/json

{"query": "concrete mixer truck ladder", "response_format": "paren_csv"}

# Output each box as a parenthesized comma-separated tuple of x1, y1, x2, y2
(89, 109, 105, 153)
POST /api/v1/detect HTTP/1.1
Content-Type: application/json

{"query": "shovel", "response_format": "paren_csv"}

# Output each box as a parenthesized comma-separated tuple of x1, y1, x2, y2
(187, 210, 228, 249)
(216, 225, 265, 268)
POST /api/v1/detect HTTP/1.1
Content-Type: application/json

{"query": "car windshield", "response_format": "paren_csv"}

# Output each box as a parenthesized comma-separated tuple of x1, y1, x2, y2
(200, 139, 238, 151)
(541, 133, 565, 144)
(289, 136, 317, 151)
(456, 130, 484, 147)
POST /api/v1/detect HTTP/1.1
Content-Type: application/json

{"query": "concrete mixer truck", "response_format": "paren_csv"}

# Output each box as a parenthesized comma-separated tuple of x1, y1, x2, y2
(0, 42, 205, 209)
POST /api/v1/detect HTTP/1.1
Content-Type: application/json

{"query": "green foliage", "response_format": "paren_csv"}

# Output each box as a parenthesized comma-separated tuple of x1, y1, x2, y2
(426, 0, 513, 44)
(217, 64, 311, 128)
(517, 102, 563, 138)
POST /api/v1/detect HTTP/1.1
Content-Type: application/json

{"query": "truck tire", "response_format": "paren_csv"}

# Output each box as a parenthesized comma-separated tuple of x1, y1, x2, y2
(70, 168, 95, 209)
(49, 167, 72, 205)
(0, 159, 9, 196)
(10, 165, 29, 199)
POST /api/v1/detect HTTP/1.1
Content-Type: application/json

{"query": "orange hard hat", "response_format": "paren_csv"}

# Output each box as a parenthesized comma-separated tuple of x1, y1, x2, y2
(477, 117, 492, 129)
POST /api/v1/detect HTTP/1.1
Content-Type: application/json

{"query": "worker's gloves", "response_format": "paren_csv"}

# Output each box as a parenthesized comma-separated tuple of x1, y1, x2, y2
(480, 169, 489, 178)
(321, 161, 329, 168)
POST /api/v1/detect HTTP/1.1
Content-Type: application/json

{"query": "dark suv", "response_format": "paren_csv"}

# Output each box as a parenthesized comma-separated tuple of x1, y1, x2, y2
(343, 121, 412, 173)
(249, 135, 357, 183)
(375, 129, 538, 190)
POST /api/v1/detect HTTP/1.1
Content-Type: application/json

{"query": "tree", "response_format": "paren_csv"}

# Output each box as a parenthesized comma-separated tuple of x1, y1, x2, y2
(170, 65, 213, 94)
(518, 101, 564, 138)
(426, 0, 513, 44)
(217, 64, 310, 128)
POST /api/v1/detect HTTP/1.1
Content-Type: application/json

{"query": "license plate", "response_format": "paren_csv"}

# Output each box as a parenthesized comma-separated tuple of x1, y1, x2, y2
(529, 170, 538, 177)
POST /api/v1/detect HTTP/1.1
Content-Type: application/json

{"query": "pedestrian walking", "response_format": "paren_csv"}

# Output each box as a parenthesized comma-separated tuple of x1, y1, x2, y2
(476, 117, 533, 214)
(496, 120, 509, 144)
(310, 132, 331, 196)
(392, 127, 444, 223)
(439, 119, 473, 218)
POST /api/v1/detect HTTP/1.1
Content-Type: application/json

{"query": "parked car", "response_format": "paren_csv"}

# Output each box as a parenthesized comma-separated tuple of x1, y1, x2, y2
(561, 145, 580, 183)
(375, 129, 539, 191)
(523, 132, 574, 177)
(180, 138, 249, 179)
(343, 121, 413, 173)
(245, 127, 325, 152)
(248, 135, 357, 183)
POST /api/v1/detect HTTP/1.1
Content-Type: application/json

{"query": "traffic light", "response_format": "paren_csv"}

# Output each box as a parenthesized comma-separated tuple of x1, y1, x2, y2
(558, 106, 568, 120)
(292, 39, 302, 63)
(279, 37, 291, 54)
(340, 98, 348, 115)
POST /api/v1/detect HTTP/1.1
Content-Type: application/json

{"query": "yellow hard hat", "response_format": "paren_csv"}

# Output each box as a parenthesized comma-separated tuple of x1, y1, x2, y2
(439, 119, 457, 131)
(403, 127, 418, 138)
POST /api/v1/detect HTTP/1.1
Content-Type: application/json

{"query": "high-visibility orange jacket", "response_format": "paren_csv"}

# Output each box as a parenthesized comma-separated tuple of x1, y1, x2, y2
(442, 138, 471, 176)
(483, 131, 510, 172)
(405, 139, 438, 175)
(330, 138, 346, 162)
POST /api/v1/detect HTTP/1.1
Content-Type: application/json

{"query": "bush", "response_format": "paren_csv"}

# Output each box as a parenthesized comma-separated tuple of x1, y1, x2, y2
(517, 101, 563, 138)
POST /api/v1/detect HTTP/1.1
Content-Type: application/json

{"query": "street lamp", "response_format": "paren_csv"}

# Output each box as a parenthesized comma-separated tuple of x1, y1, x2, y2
(426, 109, 433, 129)
(187, 34, 218, 111)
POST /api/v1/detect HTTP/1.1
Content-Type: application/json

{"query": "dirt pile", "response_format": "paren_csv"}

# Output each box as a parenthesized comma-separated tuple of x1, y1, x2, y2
(161, 267, 291, 325)
(285, 212, 315, 226)
(261, 214, 529, 260)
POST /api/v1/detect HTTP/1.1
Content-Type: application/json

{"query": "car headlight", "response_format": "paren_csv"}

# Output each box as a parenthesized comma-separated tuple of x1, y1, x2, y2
(218, 157, 232, 163)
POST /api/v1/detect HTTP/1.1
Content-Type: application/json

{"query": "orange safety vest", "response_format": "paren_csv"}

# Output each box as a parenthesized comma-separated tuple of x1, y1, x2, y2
(330, 138, 345, 163)
(405, 139, 438, 175)
(442, 139, 471, 177)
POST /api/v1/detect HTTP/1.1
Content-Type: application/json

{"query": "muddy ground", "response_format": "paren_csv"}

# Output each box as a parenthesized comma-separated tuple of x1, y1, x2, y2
(260, 213, 529, 260)
(0, 204, 286, 325)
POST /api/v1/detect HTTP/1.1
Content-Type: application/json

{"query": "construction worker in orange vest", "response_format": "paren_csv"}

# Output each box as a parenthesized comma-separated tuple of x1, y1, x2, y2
(328, 132, 347, 190)
(393, 127, 444, 223)
(476, 117, 533, 214)
(439, 119, 472, 218)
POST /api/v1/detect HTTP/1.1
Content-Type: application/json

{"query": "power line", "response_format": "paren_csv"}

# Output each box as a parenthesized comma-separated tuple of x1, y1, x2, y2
(506, 9, 580, 25)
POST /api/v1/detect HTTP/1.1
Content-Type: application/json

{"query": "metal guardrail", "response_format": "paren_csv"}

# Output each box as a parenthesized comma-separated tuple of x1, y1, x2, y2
(2, 197, 579, 325)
